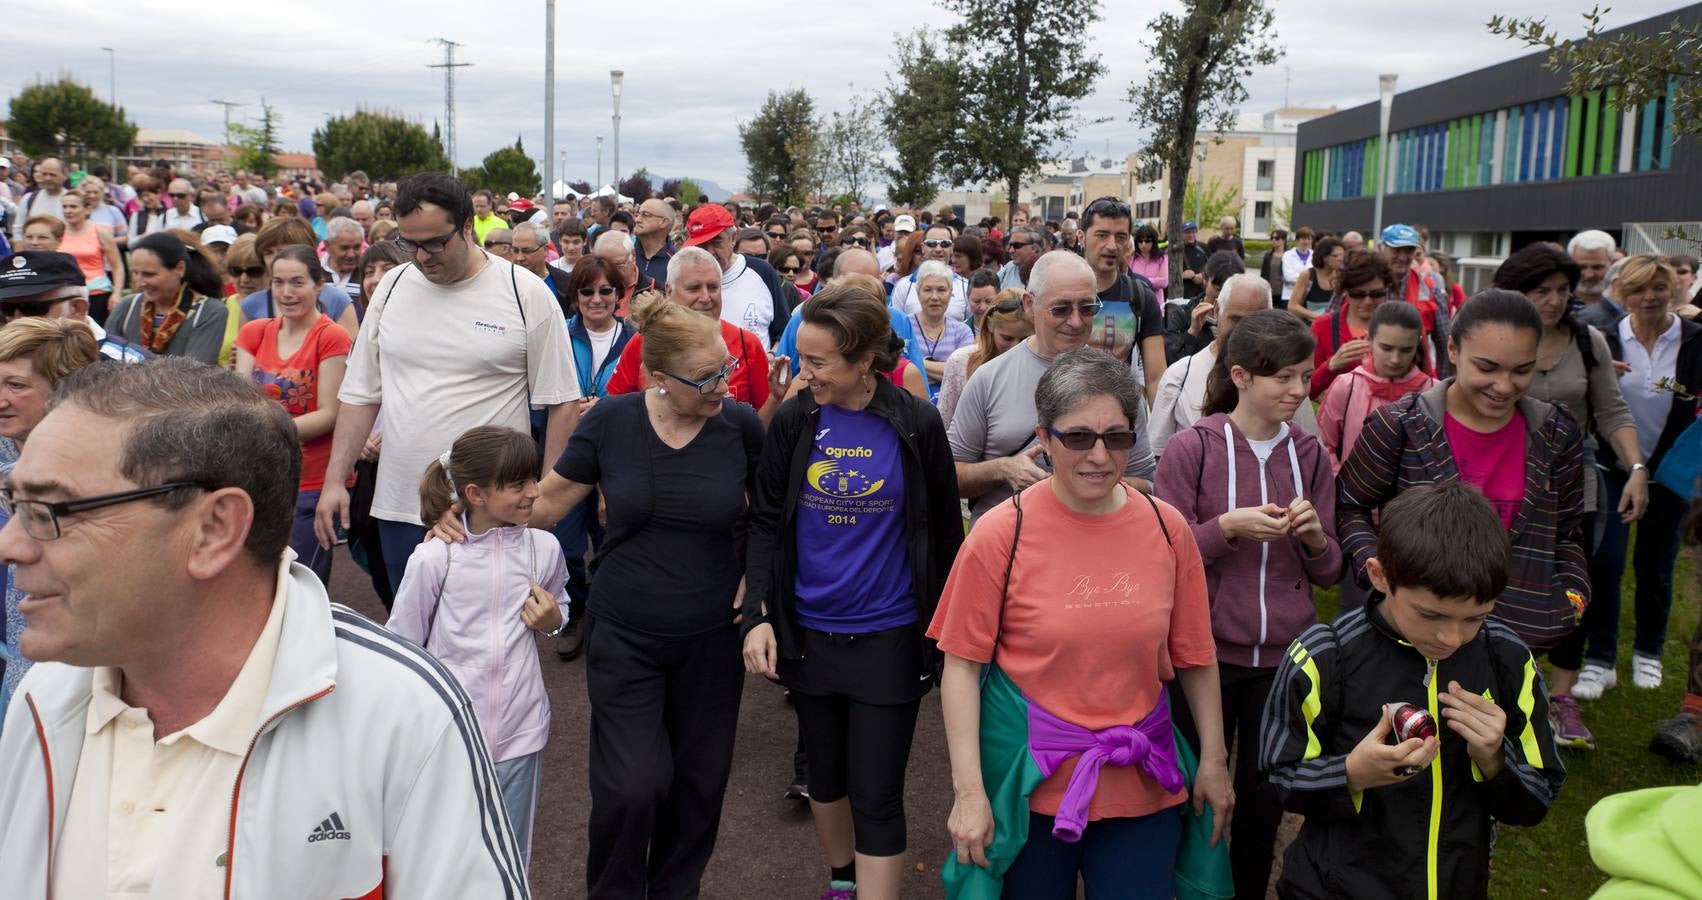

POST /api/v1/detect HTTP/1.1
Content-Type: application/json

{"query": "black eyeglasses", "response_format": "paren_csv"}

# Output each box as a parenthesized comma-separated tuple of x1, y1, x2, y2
(1046, 427, 1137, 452)
(0, 482, 205, 541)
(169, 192, 191, 199)
(1007, 240, 1035, 250)
(841, 236, 870, 247)
(923, 239, 954, 249)
(396, 228, 462, 255)
(1343, 287, 1385, 300)
(766, 231, 788, 241)
(1045, 300, 1102, 320)
(512, 243, 542, 254)
(665, 354, 740, 396)
(228, 265, 265, 279)
(1, 300, 60, 319)
(577, 284, 618, 298)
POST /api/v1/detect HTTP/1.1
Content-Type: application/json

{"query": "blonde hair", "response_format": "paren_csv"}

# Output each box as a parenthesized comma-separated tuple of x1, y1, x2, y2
(630, 290, 724, 376)
(0, 317, 101, 386)
(967, 288, 1033, 379)
(1615, 253, 1677, 299)
(367, 219, 399, 242)
(225, 233, 262, 270)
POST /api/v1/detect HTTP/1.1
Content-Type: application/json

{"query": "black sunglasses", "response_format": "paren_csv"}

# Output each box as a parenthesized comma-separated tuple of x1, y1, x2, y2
(1086, 196, 1131, 217)
(779, 264, 804, 274)
(577, 284, 619, 297)
(169, 192, 191, 199)
(991, 298, 1023, 314)
(228, 265, 266, 279)
(1007, 240, 1035, 250)
(1046, 427, 1137, 452)
(840, 235, 870, 247)
(1343, 287, 1385, 300)
(2, 299, 59, 318)
(766, 231, 787, 240)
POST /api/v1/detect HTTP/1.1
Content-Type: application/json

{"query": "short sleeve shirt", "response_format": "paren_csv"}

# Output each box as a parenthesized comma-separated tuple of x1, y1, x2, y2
(1445, 411, 1527, 528)
(236, 314, 352, 491)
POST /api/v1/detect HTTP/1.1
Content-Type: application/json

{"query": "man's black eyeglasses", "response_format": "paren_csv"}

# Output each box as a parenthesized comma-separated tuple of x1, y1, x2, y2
(664, 355, 740, 397)
(2, 300, 62, 319)
(1007, 240, 1035, 250)
(0, 482, 205, 541)
(1046, 427, 1137, 452)
(396, 227, 462, 255)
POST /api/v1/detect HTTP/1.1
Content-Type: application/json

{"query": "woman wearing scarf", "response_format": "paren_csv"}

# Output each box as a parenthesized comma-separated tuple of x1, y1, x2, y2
(106, 232, 230, 364)
(929, 348, 1233, 899)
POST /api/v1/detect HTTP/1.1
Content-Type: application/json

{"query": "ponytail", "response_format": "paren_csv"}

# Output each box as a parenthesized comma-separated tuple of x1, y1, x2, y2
(417, 426, 541, 526)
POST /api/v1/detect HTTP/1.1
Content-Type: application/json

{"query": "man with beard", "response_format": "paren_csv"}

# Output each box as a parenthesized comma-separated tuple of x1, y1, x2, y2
(1570, 229, 1622, 331)
(997, 225, 1045, 291)
(1080, 197, 1166, 402)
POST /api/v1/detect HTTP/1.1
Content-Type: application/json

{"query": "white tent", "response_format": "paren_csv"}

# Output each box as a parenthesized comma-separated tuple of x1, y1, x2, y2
(552, 180, 578, 198)
(591, 184, 635, 204)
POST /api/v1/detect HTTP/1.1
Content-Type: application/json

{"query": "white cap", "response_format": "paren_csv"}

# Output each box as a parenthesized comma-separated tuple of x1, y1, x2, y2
(201, 224, 238, 246)
(893, 214, 917, 233)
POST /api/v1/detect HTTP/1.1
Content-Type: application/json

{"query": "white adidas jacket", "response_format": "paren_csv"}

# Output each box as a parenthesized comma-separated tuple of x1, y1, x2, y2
(0, 560, 530, 899)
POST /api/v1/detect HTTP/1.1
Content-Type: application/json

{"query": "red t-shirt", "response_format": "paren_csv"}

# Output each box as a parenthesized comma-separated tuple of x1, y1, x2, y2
(1445, 410, 1528, 528)
(604, 319, 771, 409)
(235, 314, 353, 492)
(927, 482, 1216, 821)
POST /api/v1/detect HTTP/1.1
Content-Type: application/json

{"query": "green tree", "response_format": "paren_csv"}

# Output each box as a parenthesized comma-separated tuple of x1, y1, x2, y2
(819, 90, 886, 206)
(312, 108, 450, 182)
(740, 89, 822, 205)
(881, 29, 958, 209)
(6, 76, 136, 160)
(1489, 5, 1702, 137)
(673, 177, 705, 203)
(1180, 176, 1243, 235)
(1128, 0, 1281, 289)
(936, 0, 1106, 222)
(228, 98, 283, 179)
(476, 137, 541, 197)
(567, 180, 594, 195)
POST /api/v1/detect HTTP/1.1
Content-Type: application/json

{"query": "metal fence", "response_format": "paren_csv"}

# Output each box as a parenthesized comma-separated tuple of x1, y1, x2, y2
(1622, 222, 1702, 256)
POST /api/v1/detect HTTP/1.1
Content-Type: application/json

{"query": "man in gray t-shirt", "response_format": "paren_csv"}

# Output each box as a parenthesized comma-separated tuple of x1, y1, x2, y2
(948, 251, 1156, 524)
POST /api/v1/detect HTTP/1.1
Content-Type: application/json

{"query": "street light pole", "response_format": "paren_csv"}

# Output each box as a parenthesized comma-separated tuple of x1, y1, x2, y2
(543, 0, 555, 209)
(1373, 73, 1398, 241)
(100, 47, 118, 180)
(596, 136, 604, 189)
(610, 70, 624, 194)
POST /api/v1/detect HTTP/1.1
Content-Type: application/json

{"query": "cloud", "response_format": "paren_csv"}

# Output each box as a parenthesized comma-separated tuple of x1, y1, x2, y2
(2, 0, 1679, 193)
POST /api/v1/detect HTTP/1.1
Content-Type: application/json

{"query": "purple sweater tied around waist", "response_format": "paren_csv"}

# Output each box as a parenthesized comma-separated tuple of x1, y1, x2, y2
(1027, 689, 1184, 842)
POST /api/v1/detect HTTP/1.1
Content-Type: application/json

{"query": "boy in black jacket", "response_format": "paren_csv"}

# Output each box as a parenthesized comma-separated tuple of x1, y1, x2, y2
(1260, 481, 1566, 899)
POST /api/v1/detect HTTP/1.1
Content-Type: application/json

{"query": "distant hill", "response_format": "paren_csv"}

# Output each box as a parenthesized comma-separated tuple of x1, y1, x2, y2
(655, 175, 731, 203)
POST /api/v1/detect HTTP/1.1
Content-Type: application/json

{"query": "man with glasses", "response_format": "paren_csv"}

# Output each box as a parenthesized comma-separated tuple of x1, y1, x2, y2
(592, 230, 656, 318)
(680, 204, 789, 352)
(10, 158, 66, 241)
(0, 358, 531, 897)
(633, 199, 676, 289)
(1081, 197, 1167, 402)
(482, 227, 514, 261)
(893, 224, 970, 321)
(163, 178, 204, 231)
(512, 222, 573, 318)
(814, 211, 841, 256)
(948, 250, 1156, 526)
(316, 172, 581, 594)
(998, 225, 1045, 291)
(0, 251, 149, 361)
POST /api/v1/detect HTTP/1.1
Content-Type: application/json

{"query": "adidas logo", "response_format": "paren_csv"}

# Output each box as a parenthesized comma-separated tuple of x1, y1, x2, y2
(307, 812, 351, 843)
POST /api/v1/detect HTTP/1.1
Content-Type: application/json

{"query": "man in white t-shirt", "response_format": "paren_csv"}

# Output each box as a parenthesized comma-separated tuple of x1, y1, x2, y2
(315, 172, 582, 593)
(680, 203, 788, 351)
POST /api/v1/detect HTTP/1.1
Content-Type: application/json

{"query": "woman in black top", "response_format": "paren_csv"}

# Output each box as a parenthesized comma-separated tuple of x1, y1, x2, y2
(528, 291, 764, 898)
(742, 281, 963, 900)
(1288, 236, 1343, 323)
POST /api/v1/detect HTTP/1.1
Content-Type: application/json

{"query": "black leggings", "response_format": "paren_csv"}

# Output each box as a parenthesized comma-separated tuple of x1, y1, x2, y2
(792, 690, 921, 856)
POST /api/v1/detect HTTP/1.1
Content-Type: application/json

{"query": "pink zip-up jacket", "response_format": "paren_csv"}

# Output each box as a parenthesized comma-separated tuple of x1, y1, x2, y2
(388, 525, 569, 763)
(1315, 362, 1436, 470)
(1154, 413, 1342, 669)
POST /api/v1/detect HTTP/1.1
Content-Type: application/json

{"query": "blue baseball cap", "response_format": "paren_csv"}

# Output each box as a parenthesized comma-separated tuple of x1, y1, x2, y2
(1379, 224, 1420, 248)
(1182, 220, 1198, 231)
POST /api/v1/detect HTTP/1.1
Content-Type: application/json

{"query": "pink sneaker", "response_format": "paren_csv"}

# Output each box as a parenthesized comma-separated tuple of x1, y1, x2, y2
(1550, 694, 1595, 750)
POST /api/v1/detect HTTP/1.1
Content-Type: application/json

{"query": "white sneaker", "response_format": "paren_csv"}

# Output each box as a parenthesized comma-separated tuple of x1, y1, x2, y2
(1632, 654, 1663, 689)
(1572, 664, 1617, 701)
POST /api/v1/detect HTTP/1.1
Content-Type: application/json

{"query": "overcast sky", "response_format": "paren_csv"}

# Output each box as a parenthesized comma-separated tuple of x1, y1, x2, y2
(6, 0, 1686, 193)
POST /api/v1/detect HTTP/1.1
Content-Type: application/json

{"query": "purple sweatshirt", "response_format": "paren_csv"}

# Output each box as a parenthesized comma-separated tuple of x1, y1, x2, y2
(1154, 412, 1342, 668)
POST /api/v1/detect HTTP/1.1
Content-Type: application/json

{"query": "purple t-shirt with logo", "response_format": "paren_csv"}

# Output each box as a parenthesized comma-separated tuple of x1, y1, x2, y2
(794, 404, 915, 633)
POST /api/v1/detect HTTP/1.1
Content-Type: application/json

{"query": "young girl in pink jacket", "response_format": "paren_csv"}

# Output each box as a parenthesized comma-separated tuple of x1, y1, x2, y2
(387, 426, 569, 866)
(1316, 301, 1436, 470)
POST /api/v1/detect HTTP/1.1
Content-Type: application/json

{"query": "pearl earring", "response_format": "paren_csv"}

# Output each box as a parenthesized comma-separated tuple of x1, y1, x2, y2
(658, 387, 669, 396)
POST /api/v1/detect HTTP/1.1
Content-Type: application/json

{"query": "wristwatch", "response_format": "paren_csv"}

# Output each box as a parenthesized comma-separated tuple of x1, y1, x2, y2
(1630, 463, 1649, 474)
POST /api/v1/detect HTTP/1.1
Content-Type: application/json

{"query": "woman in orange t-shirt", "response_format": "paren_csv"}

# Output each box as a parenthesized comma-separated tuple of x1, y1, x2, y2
(233, 245, 352, 583)
(928, 349, 1233, 898)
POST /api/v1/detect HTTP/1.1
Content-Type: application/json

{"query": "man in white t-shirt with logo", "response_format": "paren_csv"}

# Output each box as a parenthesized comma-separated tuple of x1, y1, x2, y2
(315, 172, 581, 593)
(681, 203, 789, 352)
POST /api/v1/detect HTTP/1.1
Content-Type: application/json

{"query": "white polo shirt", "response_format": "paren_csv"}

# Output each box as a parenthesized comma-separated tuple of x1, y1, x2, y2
(341, 254, 581, 522)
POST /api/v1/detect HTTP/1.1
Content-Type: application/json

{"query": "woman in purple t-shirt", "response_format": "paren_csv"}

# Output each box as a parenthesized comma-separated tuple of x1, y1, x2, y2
(742, 281, 964, 900)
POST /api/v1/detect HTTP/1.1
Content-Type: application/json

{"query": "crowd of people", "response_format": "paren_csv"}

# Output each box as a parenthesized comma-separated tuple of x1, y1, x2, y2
(0, 151, 1698, 900)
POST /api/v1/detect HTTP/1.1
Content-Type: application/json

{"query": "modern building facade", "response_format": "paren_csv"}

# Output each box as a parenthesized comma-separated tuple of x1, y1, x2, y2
(1293, 4, 1701, 263)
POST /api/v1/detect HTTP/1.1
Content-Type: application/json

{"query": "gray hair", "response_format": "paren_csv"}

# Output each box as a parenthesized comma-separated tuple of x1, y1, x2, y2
(593, 230, 633, 257)
(484, 227, 512, 244)
(915, 259, 954, 287)
(1217, 273, 1272, 309)
(1568, 229, 1616, 257)
(324, 216, 364, 241)
(668, 245, 720, 285)
(52, 358, 300, 565)
(1026, 250, 1095, 303)
(515, 221, 551, 245)
(1035, 348, 1145, 430)
(1007, 225, 1044, 247)
(1604, 256, 1627, 291)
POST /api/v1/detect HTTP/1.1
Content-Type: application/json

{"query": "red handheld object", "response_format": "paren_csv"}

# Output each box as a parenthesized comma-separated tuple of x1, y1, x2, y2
(1384, 702, 1437, 742)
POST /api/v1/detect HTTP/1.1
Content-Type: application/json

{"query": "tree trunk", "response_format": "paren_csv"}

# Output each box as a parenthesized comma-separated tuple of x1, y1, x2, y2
(1009, 174, 1022, 228)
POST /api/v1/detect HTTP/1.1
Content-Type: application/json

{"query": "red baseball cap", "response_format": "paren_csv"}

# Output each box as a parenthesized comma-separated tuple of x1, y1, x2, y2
(683, 204, 735, 247)
(508, 198, 535, 213)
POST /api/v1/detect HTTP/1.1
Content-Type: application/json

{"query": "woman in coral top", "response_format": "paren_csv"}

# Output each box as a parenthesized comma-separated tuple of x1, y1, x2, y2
(929, 348, 1232, 899)
(234, 245, 353, 583)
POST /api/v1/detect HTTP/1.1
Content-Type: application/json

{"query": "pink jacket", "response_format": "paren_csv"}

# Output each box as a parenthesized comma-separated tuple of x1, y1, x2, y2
(1316, 362, 1437, 470)
(1129, 254, 1169, 302)
(388, 524, 569, 762)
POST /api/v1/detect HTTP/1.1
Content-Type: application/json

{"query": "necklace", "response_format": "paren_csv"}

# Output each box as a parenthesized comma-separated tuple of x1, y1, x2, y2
(913, 314, 945, 360)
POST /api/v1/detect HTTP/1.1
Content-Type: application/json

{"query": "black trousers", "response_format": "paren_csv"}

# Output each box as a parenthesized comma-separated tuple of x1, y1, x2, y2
(1219, 664, 1284, 900)
(585, 616, 743, 900)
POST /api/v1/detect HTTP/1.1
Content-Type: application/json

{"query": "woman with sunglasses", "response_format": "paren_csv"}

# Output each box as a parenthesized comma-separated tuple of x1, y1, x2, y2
(790, 229, 823, 298)
(743, 282, 963, 900)
(932, 348, 1231, 899)
(1128, 224, 1168, 302)
(768, 244, 810, 312)
(225, 234, 270, 300)
(1309, 250, 1407, 400)
(434, 288, 764, 898)
(937, 290, 1033, 431)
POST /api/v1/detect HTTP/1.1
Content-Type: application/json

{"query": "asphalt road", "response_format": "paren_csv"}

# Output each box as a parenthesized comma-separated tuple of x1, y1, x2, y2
(327, 548, 958, 899)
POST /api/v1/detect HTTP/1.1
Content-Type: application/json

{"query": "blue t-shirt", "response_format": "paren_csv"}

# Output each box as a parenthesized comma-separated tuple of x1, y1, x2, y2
(240, 285, 354, 322)
(793, 404, 914, 633)
(777, 303, 929, 378)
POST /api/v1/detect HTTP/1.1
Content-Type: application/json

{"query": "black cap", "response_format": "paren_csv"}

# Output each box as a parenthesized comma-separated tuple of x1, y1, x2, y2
(0, 251, 84, 301)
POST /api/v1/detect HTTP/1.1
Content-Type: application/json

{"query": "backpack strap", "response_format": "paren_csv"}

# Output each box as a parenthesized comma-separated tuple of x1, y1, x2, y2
(1328, 311, 1342, 354)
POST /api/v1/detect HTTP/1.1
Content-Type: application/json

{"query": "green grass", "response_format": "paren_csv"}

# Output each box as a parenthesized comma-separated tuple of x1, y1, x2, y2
(1311, 545, 1699, 899)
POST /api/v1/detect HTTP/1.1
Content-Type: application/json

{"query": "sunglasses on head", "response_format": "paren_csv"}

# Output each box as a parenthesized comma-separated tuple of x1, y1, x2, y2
(1046, 427, 1137, 452)
(1086, 197, 1130, 217)
(991, 298, 1024, 314)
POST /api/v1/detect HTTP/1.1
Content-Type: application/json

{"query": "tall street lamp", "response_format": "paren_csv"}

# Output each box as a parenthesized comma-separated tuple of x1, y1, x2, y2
(100, 47, 117, 179)
(610, 70, 623, 193)
(596, 135, 604, 189)
(544, 0, 556, 207)
(1372, 73, 1398, 241)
